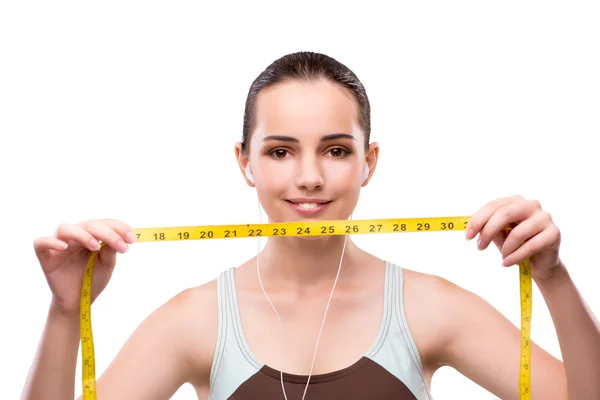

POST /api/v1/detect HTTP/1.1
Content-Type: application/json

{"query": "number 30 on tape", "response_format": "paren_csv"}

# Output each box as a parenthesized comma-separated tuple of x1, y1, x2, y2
(80, 216, 532, 400)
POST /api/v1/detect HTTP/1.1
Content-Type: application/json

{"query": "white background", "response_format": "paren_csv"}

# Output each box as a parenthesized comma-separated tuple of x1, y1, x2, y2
(1, 1, 599, 399)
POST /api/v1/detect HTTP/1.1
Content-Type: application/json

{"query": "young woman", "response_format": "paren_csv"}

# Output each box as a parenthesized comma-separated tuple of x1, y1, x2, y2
(22, 52, 599, 400)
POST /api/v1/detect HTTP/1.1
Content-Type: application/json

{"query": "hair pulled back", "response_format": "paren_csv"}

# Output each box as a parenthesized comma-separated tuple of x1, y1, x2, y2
(241, 51, 371, 154)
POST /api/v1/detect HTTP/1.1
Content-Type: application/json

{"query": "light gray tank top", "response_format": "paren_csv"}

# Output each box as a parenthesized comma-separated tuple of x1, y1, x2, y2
(208, 261, 433, 400)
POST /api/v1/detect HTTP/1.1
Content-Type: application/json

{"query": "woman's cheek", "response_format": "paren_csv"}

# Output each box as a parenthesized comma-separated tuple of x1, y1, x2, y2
(327, 165, 360, 187)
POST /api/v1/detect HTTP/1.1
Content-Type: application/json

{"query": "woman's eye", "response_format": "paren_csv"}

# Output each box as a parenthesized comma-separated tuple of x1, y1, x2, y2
(271, 149, 288, 159)
(328, 147, 347, 158)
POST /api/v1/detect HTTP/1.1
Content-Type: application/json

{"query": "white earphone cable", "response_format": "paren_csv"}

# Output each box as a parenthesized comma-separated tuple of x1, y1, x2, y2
(255, 194, 349, 400)
(301, 230, 348, 399)
(255, 197, 289, 398)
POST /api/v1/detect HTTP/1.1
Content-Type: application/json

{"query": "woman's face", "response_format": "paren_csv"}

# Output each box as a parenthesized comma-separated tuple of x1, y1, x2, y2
(236, 78, 378, 225)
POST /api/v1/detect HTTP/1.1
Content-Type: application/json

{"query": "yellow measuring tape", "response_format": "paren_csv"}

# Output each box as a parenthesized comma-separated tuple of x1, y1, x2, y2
(80, 216, 532, 399)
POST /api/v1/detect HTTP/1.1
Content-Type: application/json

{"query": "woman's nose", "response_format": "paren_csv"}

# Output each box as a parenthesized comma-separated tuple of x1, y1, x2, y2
(294, 160, 324, 191)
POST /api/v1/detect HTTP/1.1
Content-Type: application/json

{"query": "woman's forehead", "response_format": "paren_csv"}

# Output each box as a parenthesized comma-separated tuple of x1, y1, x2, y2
(253, 79, 362, 143)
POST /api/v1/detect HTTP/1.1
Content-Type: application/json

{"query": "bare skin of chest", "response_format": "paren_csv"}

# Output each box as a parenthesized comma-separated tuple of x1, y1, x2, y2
(233, 262, 387, 376)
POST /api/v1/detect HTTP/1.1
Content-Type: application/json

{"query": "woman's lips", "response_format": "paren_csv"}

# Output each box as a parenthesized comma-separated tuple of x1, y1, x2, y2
(285, 199, 332, 216)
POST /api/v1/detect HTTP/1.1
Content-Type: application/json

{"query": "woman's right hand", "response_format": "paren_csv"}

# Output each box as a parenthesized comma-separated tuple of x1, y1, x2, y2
(33, 219, 137, 315)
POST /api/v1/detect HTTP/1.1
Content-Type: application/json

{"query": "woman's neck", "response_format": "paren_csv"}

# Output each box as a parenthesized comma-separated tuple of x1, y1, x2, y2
(257, 235, 364, 290)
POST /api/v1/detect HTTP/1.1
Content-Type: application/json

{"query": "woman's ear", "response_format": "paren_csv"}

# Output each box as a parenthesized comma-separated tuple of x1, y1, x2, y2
(234, 142, 254, 187)
(362, 142, 379, 186)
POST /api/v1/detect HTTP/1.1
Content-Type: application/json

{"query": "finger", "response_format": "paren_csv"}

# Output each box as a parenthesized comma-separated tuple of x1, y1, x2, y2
(97, 243, 117, 268)
(502, 226, 559, 266)
(477, 199, 540, 250)
(102, 219, 137, 244)
(500, 211, 549, 258)
(54, 224, 103, 252)
(33, 237, 69, 256)
(79, 220, 130, 254)
(466, 195, 522, 240)
(491, 229, 509, 252)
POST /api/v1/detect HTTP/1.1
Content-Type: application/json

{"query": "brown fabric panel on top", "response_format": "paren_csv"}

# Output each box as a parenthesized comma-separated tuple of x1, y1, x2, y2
(228, 357, 417, 399)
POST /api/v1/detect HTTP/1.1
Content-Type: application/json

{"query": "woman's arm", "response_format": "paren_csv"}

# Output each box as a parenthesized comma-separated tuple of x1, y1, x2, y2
(21, 300, 81, 399)
(534, 261, 600, 398)
(21, 284, 217, 400)
(433, 276, 567, 400)
(436, 195, 600, 399)
(430, 262, 600, 400)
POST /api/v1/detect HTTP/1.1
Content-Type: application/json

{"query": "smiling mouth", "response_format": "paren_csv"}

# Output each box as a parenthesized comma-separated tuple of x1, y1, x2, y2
(286, 201, 328, 210)
(285, 199, 332, 211)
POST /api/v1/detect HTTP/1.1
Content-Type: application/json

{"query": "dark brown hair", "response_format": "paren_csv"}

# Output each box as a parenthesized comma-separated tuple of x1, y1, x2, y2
(241, 51, 371, 154)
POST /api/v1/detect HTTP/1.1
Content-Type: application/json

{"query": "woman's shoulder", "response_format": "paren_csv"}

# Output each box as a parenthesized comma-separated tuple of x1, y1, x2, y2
(171, 276, 221, 347)
(398, 262, 520, 377)
(164, 276, 219, 323)
(140, 276, 222, 387)
(401, 266, 461, 305)
(400, 265, 479, 334)
(94, 277, 223, 395)
(397, 265, 479, 371)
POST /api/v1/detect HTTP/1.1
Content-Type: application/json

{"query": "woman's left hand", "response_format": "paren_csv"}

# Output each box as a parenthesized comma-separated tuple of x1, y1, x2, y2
(465, 195, 562, 281)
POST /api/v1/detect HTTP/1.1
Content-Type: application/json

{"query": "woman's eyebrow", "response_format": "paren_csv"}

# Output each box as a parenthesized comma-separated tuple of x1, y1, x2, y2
(321, 133, 356, 142)
(261, 133, 356, 143)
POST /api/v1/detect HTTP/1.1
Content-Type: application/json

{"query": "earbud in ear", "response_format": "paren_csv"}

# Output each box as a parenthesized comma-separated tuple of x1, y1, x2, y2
(245, 164, 255, 184)
(363, 164, 370, 183)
